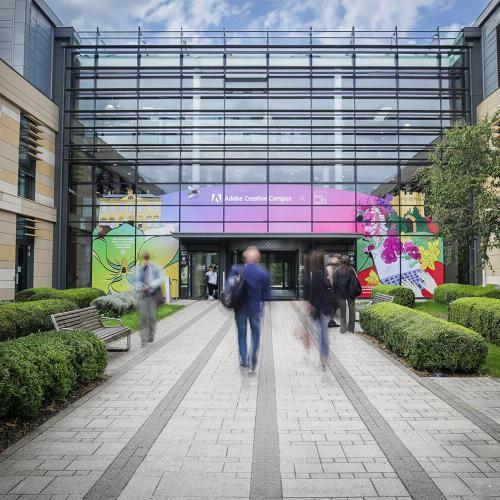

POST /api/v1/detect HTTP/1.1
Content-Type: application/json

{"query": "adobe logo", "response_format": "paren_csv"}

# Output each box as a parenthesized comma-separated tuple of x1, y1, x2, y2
(211, 193, 222, 203)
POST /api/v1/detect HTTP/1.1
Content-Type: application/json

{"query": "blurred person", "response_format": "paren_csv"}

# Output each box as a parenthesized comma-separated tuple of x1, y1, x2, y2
(134, 252, 164, 347)
(333, 255, 362, 334)
(326, 254, 341, 328)
(205, 265, 218, 300)
(308, 251, 332, 369)
(229, 246, 271, 371)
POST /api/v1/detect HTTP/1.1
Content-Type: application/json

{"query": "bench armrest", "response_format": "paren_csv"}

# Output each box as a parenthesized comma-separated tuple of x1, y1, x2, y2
(101, 317, 124, 327)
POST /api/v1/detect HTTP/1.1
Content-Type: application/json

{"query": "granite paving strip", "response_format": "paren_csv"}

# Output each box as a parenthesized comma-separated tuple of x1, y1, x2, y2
(0, 300, 212, 463)
(0, 302, 228, 497)
(296, 301, 500, 499)
(84, 312, 233, 499)
(355, 332, 500, 442)
(120, 314, 258, 499)
(250, 303, 283, 500)
(291, 302, 444, 500)
(274, 302, 409, 499)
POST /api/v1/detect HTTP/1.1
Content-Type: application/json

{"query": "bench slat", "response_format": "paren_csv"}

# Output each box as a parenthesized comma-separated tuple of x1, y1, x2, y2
(51, 305, 131, 351)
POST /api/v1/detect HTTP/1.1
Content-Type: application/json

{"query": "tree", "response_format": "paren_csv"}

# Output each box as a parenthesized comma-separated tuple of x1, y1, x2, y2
(417, 115, 500, 275)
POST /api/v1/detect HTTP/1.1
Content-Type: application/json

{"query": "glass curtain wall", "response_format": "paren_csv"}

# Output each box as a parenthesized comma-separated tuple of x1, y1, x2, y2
(65, 30, 469, 297)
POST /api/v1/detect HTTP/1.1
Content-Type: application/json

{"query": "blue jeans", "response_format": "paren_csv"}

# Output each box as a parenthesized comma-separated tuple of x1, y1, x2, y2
(235, 308, 261, 368)
(316, 313, 329, 360)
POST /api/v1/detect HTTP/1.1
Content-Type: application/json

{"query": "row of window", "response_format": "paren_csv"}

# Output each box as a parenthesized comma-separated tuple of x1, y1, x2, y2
(70, 164, 420, 183)
(74, 51, 464, 68)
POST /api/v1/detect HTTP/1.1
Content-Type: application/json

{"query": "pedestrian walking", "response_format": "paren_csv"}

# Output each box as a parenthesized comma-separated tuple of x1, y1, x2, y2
(205, 265, 218, 300)
(134, 252, 164, 347)
(308, 251, 332, 369)
(333, 255, 362, 334)
(326, 254, 340, 327)
(228, 246, 271, 371)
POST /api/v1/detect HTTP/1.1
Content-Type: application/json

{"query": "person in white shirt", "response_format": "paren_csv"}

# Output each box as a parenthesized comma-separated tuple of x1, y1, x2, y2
(205, 265, 218, 300)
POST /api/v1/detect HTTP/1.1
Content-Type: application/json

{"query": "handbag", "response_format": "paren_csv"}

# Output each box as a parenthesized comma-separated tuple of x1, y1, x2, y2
(153, 286, 165, 306)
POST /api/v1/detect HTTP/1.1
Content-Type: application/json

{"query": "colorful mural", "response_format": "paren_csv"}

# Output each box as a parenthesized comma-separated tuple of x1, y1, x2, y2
(91, 183, 443, 298)
(92, 190, 179, 297)
(355, 192, 444, 298)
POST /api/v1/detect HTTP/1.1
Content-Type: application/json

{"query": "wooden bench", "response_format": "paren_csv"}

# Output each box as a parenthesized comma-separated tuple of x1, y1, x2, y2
(51, 305, 131, 352)
(355, 293, 395, 318)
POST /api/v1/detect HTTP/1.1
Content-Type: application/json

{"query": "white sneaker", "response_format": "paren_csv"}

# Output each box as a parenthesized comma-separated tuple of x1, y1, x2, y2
(208, 296, 214, 301)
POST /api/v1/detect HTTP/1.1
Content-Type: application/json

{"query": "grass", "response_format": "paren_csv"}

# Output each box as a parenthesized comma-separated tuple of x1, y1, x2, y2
(415, 300, 500, 378)
(414, 300, 449, 320)
(485, 343, 500, 378)
(118, 303, 184, 331)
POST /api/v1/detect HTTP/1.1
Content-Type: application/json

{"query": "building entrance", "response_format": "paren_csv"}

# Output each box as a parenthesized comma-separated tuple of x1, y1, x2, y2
(261, 251, 298, 300)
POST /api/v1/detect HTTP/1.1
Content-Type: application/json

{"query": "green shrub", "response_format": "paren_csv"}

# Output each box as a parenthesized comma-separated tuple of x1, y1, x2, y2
(0, 299, 78, 341)
(15, 287, 57, 302)
(0, 330, 107, 418)
(26, 288, 105, 308)
(371, 285, 415, 308)
(449, 297, 500, 345)
(360, 302, 487, 373)
(433, 284, 500, 304)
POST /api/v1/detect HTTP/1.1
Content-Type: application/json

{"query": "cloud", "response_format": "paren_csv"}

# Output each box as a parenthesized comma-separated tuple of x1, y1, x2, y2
(250, 0, 451, 32)
(45, 0, 458, 34)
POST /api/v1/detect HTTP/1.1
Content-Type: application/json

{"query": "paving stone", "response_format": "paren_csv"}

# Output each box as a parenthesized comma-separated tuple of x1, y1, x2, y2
(282, 477, 377, 497)
(9, 475, 54, 495)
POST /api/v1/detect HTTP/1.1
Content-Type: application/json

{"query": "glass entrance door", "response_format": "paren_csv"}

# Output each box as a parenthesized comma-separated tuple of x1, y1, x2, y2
(180, 251, 219, 299)
(262, 251, 297, 299)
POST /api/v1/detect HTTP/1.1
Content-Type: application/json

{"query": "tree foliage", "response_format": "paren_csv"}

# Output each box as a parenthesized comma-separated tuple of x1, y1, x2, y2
(417, 115, 500, 268)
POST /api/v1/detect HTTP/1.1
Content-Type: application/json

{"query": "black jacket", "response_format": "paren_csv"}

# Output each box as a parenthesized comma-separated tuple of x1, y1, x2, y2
(310, 270, 333, 316)
(333, 267, 361, 299)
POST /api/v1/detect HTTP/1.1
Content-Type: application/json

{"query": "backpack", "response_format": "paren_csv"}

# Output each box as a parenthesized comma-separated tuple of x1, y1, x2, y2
(348, 270, 362, 298)
(220, 268, 245, 308)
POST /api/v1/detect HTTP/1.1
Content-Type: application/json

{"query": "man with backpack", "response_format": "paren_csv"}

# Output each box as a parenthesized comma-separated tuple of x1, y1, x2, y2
(223, 246, 271, 371)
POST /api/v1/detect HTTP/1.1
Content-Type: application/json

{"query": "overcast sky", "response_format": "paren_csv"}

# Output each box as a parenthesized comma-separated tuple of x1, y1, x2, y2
(44, 0, 491, 34)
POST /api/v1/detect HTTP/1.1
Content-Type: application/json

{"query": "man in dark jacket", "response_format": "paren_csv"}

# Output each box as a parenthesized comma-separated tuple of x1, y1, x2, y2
(229, 246, 271, 371)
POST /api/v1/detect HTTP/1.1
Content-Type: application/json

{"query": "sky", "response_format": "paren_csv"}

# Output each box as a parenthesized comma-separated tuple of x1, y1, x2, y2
(45, 0, 492, 34)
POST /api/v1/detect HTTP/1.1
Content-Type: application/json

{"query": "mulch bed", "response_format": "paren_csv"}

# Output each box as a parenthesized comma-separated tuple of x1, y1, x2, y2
(0, 377, 106, 454)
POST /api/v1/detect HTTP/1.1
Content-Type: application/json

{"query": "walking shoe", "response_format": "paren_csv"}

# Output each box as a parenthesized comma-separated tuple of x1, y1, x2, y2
(328, 320, 339, 328)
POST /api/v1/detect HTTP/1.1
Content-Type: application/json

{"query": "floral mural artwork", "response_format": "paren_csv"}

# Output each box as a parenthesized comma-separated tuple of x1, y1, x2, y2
(92, 222, 180, 297)
(356, 192, 444, 299)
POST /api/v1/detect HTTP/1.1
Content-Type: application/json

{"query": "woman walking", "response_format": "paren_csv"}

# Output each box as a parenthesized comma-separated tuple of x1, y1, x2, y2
(308, 251, 332, 369)
(333, 255, 362, 334)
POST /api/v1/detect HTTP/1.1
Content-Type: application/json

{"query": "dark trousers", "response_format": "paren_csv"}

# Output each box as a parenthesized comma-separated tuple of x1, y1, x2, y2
(331, 298, 338, 320)
(338, 298, 356, 333)
(207, 283, 216, 297)
(235, 308, 261, 368)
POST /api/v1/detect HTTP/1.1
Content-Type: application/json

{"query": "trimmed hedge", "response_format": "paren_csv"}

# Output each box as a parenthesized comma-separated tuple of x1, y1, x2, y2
(92, 292, 138, 317)
(371, 284, 415, 308)
(15, 287, 57, 302)
(433, 284, 500, 304)
(25, 288, 105, 308)
(360, 302, 487, 373)
(0, 299, 78, 341)
(0, 330, 107, 418)
(449, 297, 500, 345)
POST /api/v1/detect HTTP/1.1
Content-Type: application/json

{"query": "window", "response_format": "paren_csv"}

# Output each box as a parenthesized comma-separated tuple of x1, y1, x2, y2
(18, 113, 37, 200)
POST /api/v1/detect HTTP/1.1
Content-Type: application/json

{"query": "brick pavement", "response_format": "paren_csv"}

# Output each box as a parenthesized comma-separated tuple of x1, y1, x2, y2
(0, 300, 499, 499)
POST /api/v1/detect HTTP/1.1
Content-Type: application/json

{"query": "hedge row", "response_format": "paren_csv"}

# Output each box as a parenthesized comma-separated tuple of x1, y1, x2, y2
(433, 284, 500, 304)
(0, 330, 107, 418)
(360, 303, 487, 373)
(371, 284, 415, 308)
(449, 297, 500, 345)
(14, 287, 57, 302)
(92, 292, 138, 317)
(0, 299, 78, 341)
(21, 288, 105, 308)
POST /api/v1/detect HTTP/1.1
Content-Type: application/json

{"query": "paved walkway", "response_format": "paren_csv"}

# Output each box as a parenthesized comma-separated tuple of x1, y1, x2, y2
(1, 301, 499, 499)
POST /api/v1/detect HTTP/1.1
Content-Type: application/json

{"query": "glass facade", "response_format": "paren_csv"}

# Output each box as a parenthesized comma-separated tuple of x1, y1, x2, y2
(64, 30, 470, 298)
